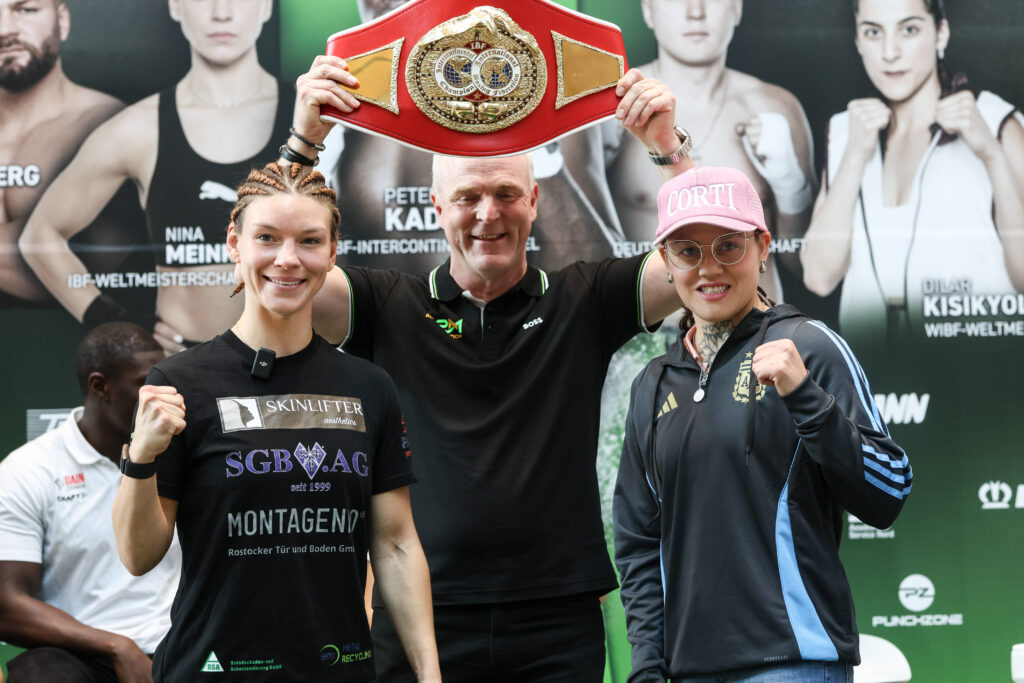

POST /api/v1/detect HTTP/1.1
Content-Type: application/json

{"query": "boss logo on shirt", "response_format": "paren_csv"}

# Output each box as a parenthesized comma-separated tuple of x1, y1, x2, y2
(732, 352, 766, 404)
(217, 394, 366, 433)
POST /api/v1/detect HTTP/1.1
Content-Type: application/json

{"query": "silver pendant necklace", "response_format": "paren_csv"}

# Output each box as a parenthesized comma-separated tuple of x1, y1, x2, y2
(694, 364, 709, 402)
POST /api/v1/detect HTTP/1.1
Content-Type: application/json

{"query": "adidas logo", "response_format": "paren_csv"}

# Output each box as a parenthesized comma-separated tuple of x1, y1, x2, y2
(656, 392, 678, 418)
(201, 651, 224, 672)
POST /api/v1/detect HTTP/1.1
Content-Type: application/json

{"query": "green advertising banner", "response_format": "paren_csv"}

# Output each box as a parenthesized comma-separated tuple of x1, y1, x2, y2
(2, 1, 1022, 681)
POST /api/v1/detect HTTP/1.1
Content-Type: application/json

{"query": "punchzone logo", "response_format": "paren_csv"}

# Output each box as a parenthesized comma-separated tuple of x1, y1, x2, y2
(978, 480, 1023, 509)
(732, 352, 766, 404)
(225, 442, 369, 481)
(898, 574, 934, 612)
(871, 574, 963, 628)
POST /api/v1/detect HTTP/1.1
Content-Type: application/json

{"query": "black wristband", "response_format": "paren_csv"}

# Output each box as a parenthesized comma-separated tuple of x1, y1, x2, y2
(288, 127, 326, 151)
(279, 144, 318, 167)
(120, 453, 157, 479)
(82, 294, 130, 329)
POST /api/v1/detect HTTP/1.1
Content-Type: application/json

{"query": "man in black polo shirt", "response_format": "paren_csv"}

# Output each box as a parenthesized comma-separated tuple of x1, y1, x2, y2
(295, 56, 692, 682)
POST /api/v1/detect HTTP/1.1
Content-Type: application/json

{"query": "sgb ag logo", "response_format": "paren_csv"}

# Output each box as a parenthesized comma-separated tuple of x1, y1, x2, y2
(898, 574, 934, 612)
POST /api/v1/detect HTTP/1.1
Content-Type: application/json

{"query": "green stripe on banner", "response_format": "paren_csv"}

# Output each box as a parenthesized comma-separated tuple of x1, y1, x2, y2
(603, 589, 631, 682)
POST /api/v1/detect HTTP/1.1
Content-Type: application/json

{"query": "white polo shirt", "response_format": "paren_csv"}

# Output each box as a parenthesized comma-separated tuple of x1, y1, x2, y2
(0, 407, 181, 653)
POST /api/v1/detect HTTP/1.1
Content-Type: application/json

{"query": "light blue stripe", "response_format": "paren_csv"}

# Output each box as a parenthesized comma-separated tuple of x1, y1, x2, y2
(644, 472, 662, 502)
(659, 545, 667, 601)
(807, 321, 887, 436)
(862, 444, 909, 470)
(776, 439, 839, 661)
(865, 471, 907, 500)
(863, 457, 906, 485)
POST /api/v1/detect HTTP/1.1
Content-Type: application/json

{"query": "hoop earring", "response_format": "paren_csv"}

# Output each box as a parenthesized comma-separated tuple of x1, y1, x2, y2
(667, 272, 674, 284)
(759, 260, 767, 274)
(937, 48, 945, 60)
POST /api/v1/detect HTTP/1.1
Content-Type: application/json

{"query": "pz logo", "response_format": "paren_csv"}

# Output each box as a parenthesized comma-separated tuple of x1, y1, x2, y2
(437, 318, 463, 337)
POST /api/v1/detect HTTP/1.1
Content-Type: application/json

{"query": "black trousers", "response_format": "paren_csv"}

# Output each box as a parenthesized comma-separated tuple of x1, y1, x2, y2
(371, 593, 606, 683)
(7, 647, 119, 683)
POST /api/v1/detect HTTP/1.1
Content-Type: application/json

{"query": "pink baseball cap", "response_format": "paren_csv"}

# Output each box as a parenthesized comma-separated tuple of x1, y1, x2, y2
(653, 166, 767, 245)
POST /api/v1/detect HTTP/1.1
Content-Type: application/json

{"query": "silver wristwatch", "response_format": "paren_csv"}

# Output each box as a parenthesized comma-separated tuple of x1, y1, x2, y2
(648, 126, 693, 166)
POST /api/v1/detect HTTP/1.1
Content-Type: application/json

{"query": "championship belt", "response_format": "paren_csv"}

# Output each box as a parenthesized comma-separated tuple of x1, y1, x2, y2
(322, 0, 627, 156)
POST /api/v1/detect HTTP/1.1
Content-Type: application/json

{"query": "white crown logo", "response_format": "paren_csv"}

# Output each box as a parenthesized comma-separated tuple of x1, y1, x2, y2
(979, 481, 1013, 509)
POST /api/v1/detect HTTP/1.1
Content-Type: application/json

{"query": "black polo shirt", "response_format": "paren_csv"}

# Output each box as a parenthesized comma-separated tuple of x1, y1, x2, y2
(340, 254, 656, 603)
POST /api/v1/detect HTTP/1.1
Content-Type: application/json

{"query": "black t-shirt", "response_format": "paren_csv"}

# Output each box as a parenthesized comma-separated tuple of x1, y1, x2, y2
(147, 331, 414, 682)
(342, 255, 654, 603)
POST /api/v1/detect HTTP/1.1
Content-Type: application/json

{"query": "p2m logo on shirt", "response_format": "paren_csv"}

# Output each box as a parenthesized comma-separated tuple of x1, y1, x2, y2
(217, 394, 366, 433)
(424, 312, 463, 339)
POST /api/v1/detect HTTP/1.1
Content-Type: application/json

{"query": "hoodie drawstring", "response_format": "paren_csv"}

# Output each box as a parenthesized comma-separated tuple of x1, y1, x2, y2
(745, 312, 773, 467)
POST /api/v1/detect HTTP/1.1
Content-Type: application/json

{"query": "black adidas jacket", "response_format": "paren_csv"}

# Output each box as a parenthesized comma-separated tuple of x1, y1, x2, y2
(613, 305, 912, 680)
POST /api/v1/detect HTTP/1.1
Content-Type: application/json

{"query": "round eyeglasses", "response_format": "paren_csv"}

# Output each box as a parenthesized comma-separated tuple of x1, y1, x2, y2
(663, 232, 750, 271)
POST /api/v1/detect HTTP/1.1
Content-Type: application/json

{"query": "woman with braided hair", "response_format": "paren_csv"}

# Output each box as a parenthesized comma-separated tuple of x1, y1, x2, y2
(112, 160, 441, 682)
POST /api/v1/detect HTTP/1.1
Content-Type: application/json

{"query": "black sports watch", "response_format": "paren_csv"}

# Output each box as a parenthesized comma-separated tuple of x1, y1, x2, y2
(648, 126, 693, 166)
(119, 446, 157, 479)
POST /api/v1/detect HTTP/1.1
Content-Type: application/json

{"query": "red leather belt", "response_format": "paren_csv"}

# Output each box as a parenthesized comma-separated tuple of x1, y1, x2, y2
(322, 0, 627, 156)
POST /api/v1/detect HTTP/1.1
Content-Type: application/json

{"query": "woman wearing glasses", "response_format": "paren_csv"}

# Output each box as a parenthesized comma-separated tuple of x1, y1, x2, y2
(613, 167, 912, 682)
(800, 0, 1024, 341)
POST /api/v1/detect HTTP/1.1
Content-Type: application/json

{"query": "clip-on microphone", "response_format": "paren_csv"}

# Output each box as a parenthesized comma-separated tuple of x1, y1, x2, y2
(251, 347, 276, 380)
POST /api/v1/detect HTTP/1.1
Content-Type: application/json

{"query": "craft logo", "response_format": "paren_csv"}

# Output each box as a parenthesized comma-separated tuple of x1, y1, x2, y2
(873, 393, 930, 425)
(978, 480, 1023, 509)
(871, 574, 963, 628)
(201, 651, 224, 672)
(217, 394, 366, 432)
(732, 352, 765, 404)
(55, 471, 88, 502)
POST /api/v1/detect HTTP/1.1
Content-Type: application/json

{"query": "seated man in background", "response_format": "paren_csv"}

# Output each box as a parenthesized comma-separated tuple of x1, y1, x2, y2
(0, 322, 181, 682)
